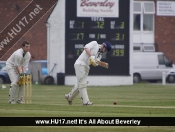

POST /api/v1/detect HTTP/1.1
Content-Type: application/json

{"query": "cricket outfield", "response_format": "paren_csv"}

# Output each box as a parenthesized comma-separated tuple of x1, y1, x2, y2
(0, 83, 175, 132)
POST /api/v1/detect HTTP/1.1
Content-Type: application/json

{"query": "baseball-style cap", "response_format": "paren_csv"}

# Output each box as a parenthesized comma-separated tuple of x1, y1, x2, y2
(103, 41, 112, 52)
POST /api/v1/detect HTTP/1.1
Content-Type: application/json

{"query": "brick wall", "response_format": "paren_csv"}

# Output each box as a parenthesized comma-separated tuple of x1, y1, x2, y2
(155, 16, 175, 62)
(155, 2, 175, 63)
(0, 0, 54, 61)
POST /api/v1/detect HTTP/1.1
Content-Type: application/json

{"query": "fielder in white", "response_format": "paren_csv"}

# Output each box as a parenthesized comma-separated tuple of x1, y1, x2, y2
(65, 41, 112, 105)
(6, 40, 31, 104)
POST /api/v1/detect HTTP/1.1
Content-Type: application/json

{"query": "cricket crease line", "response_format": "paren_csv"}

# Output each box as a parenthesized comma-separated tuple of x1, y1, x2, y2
(0, 3, 57, 59)
(1, 104, 175, 112)
(50, 104, 175, 109)
(95, 104, 175, 109)
(0, 0, 34, 33)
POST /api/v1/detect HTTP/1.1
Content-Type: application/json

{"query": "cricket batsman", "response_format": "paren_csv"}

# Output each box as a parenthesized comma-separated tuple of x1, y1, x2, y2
(65, 41, 111, 105)
(6, 40, 31, 104)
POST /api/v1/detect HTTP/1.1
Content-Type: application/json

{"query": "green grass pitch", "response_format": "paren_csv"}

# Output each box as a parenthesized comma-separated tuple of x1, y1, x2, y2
(0, 83, 175, 132)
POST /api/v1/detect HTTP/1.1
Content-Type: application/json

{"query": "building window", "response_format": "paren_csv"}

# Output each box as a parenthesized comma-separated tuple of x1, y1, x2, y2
(143, 14, 153, 31)
(134, 14, 141, 31)
(158, 55, 164, 65)
(133, 1, 155, 32)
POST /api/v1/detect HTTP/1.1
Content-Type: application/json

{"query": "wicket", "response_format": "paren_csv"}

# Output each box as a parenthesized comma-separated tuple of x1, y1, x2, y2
(21, 74, 32, 104)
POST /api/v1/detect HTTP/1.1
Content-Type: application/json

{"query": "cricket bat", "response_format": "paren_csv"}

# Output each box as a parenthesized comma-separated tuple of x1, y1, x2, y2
(97, 61, 109, 69)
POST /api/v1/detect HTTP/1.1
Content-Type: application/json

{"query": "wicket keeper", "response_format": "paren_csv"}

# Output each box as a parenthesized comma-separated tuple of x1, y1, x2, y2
(6, 40, 31, 104)
(65, 41, 111, 105)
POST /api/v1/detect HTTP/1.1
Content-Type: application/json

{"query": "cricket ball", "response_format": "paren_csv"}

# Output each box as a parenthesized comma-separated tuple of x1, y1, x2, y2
(113, 101, 117, 105)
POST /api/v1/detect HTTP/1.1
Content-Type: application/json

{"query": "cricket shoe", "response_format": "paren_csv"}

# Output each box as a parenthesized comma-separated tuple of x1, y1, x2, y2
(83, 101, 93, 106)
(16, 99, 24, 104)
(8, 99, 15, 104)
(65, 94, 72, 105)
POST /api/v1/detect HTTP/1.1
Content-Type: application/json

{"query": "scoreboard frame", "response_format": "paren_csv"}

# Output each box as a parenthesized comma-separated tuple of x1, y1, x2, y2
(65, 0, 130, 75)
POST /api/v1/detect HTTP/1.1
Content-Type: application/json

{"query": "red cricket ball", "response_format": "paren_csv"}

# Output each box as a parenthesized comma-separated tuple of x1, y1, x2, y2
(113, 101, 117, 105)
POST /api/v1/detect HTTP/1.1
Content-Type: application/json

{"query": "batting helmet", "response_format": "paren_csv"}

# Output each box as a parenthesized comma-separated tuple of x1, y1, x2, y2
(103, 41, 112, 52)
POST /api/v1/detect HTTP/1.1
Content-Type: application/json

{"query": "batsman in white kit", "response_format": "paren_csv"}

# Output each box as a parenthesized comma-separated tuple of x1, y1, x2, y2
(6, 40, 31, 104)
(65, 41, 112, 105)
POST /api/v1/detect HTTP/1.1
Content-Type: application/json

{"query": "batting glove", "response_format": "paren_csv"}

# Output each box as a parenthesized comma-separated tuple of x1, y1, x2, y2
(90, 56, 98, 66)
(19, 73, 24, 79)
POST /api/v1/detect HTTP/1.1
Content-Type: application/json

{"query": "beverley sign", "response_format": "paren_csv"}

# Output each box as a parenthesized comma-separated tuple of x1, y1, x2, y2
(77, 0, 119, 17)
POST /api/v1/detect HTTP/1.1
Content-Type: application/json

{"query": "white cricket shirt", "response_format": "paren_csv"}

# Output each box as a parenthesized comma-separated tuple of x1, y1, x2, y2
(6, 48, 31, 69)
(75, 41, 102, 69)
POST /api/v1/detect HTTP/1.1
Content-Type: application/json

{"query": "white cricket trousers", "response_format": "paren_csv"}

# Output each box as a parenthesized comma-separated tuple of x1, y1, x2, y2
(6, 68, 23, 101)
(68, 64, 90, 104)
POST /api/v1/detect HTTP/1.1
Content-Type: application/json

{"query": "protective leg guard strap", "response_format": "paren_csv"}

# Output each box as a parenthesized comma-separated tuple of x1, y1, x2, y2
(68, 84, 79, 101)
(9, 84, 19, 101)
(18, 86, 23, 101)
(78, 82, 90, 104)
(78, 82, 87, 89)
(79, 88, 90, 104)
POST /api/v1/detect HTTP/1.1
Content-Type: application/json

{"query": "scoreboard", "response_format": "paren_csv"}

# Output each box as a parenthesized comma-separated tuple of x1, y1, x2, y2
(65, 0, 130, 75)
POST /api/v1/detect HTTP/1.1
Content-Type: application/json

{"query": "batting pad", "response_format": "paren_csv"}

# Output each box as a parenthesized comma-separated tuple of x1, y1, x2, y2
(68, 84, 79, 101)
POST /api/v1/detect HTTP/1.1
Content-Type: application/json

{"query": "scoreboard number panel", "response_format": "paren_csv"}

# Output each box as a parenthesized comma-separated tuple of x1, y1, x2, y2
(65, 0, 130, 75)
(70, 33, 84, 40)
(90, 21, 105, 29)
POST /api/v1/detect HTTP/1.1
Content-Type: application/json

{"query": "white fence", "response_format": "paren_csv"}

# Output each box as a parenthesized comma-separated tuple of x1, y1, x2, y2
(162, 72, 175, 85)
